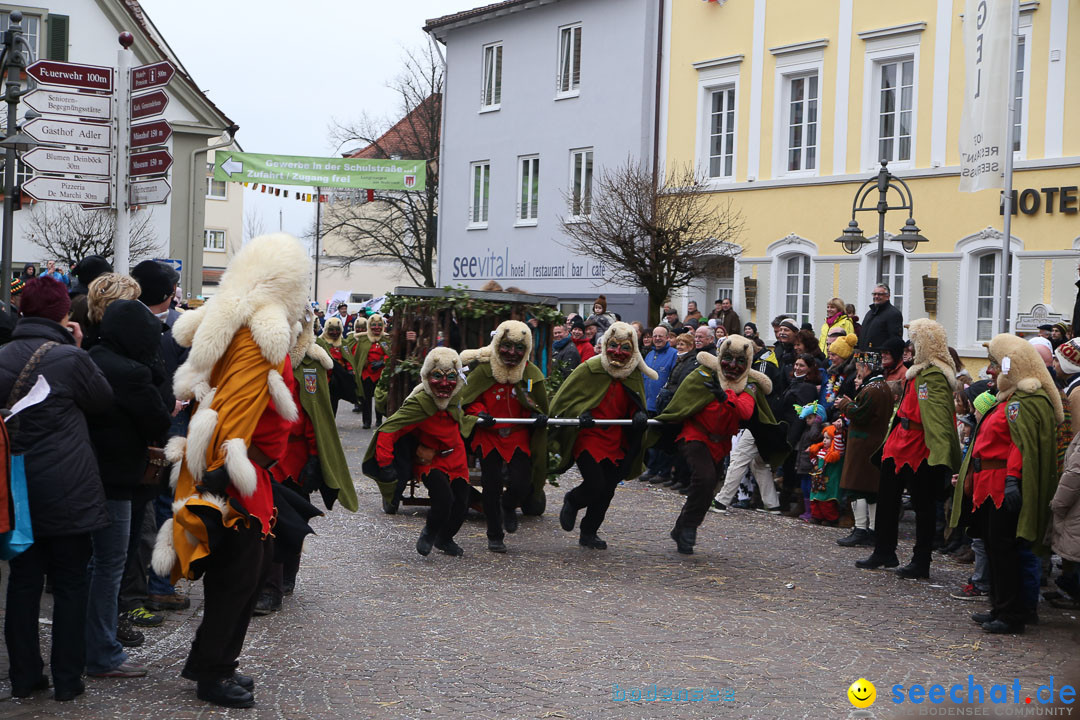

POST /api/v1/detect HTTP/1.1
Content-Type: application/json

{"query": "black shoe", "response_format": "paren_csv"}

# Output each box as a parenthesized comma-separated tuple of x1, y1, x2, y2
(54, 682, 85, 702)
(670, 527, 696, 555)
(855, 552, 900, 569)
(435, 538, 464, 557)
(971, 611, 994, 625)
(710, 500, 728, 514)
(503, 508, 519, 534)
(116, 613, 145, 647)
(982, 619, 1024, 634)
(662, 477, 679, 487)
(233, 673, 255, 691)
(362, 424, 372, 430)
(836, 528, 869, 547)
(282, 579, 295, 596)
(252, 591, 282, 616)
(11, 675, 50, 698)
(678, 485, 690, 495)
(579, 533, 607, 549)
(197, 677, 255, 709)
(731, 499, 755, 510)
(896, 561, 930, 579)
(416, 529, 433, 556)
(649, 474, 669, 485)
(559, 494, 578, 532)
(382, 498, 399, 515)
(488, 538, 507, 553)
(638, 472, 655, 483)
(352, 404, 362, 413)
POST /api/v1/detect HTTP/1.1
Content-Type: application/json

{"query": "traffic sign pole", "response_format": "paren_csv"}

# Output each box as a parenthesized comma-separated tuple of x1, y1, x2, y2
(113, 33, 133, 274)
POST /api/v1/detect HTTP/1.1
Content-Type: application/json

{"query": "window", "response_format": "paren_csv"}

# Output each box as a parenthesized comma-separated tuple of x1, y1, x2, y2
(0, 158, 33, 189)
(876, 58, 914, 163)
(880, 253, 905, 312)
(206, 163, 227, 199)
(517, 155, 539, 224)
(1012, 32, 1032, 155)
(0, 13, 39, 60)
(784, 73, 818, 173)
(481, 43, 502, 110)
(708, 87, 736, 178)
(204, 230, 226, 251)
(569, 148, 593, 219)
(975, 253, 999, 341)
(784, 254, 811, 327)
(469, 161, 490, 227)
(557, 24, 582, 96)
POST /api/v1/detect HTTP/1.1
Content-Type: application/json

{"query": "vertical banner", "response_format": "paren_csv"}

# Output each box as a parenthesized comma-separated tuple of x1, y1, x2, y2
(958, 0, 1012, 192)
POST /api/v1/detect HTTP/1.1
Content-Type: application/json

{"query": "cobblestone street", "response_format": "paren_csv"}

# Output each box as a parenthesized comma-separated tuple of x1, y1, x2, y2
(1, 411, 1074, 719)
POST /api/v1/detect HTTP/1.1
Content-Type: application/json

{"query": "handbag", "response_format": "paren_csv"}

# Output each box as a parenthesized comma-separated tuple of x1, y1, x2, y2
(142, 446, 169, 485)
(0, 451, 32, 559)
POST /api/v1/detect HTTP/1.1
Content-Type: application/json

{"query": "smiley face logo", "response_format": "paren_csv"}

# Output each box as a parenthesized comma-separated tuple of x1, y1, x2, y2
(848, 678, 876, 709)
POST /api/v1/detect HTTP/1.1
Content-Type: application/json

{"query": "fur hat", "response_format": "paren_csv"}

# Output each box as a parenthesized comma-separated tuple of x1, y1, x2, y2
(291, 308, 333, 370)
(21, 277, 70, 323)
(353, 315, 368, 334)
(417, 347, 464, 410)
(829, 333, 858, 360)
(593, 295, 607, 312)
(1055, 337, 1080, 376)
(906, 319, 957, 391)
(599, 321, 657, 380)
(459, 320, 533, 384)
(365, 313, 386, 343)
(321, 315, 345, 346)
(696, 334, 772, 394)
(988, 333, 1064, 423)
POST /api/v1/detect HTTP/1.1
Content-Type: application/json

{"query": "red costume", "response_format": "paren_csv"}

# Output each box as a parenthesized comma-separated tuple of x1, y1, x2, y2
(375, 410, 468, 482)
(574, 381, 631, 463)
(678, 391, 755, 463)
(362, 343, 386, 382)
(970, 402, 1022, 510)
(467, 384, 531, 462)
(882, 377, 930, 473)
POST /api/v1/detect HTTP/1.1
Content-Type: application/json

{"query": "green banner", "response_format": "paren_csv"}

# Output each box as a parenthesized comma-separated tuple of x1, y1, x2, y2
(213, 151, 426, 191)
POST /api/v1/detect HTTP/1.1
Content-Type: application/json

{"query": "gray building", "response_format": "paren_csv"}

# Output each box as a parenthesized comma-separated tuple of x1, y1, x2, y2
(426, 0, 660, 322)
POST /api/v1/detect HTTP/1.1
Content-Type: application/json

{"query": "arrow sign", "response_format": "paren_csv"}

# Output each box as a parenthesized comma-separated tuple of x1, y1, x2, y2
(24, 117, 111, 148)
(213, 151, 427, 191)
(130, 178, 171, 205)
(131, 61, 175, 91)
(27, 60, 113, 93)
(130, 120, 172, 148)
(23, 176, 110, 204)
(221, 156, 243, 175)
(130, 89, 169, 120)
(129, 149, 173, 177)
(24, 89, 111, 120)
(22, 147, 111, 176)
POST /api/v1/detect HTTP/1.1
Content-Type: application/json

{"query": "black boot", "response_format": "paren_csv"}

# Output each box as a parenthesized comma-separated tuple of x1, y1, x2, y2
(197, 677, 255, 709)
(435, 538, 465, 556)
(416, 528, 434, 556)
(579, 533, 607, 549)
(382, 498, 399, 515)
(252, 590, 281, 616)
(670, 526, 696, 555)
(559, 493, 579, 532)
(836, 528, 869, 547)
(855, 552, 899, 569)
(488, 538, 507, 553)
(896, 556, 931, 579)
(503, 506, 519, 534)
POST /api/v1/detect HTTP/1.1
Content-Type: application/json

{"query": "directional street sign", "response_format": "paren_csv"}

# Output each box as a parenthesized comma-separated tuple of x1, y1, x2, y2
(22, 147, 111, 177)
(131, 61, 175, 91)
(23, 176, 110, 204)
(130, 178, 171, 205)
(130, 89, 169, 120)
(27, 60, 113, 93)
(212, 151, 427, 191)
(24, 89, 111, 120)
(130, 119, 172, 148)
(24, 117, 111, 148)
(129, 149, 173, 177)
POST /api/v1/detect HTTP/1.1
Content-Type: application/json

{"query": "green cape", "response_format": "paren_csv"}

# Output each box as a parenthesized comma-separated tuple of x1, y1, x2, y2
(315, 334, 355, 358)
(459, 360, 550, 492)
(878, 366, 961, 471)
(361, 390, 476, 505)
(646, 366, 789, 467)
(351, 335, 391, 398)
(293, 356, 358, 512)
(949, 388, 1059, 551)
(548, 355, 648, 478)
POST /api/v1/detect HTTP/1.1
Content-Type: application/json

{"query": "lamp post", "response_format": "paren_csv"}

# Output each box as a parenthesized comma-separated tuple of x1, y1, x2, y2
(835, 160, 927, 284)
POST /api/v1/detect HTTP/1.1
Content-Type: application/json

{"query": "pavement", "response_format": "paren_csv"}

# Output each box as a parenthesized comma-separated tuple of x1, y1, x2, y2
(0, 410, 1075, 719)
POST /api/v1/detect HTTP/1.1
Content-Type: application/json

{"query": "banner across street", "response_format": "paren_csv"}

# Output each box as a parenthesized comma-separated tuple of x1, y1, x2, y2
(213, 151, 426, 191)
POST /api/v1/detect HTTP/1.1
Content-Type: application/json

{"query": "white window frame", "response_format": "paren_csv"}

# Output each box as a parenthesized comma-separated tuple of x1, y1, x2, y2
(556, 23, 582, 99)
(468, 161, 490, 229)
(203, 229, 226, 252)
(480, 42, 503, 112)
(772, 52, 823, 179)
(973, 252, 1000, 343)
(568, 147, 593, 222)
(783, 253, 813, 328)
(206, 162, 227, 200)
(0, 13, 39, 61)
(1012, 20, 1033, 159)
(857, 247, 908, 320)
(860, 31, 921, 171)
(516, 154, 539, 226)
(955, 230, 1023, 353)
(694, 57, 742, 184)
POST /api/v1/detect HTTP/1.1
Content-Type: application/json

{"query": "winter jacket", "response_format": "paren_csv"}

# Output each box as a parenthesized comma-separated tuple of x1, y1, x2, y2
(643, 343, 678, 412)
(818, 315, 856, 352)
(88, 301, 173, 499)
(1051, 430, 1080, 562)
(753, 347, 787, 415)
(778, 375, 819, 450)
(585, 312, 616, 336)
(552, 336, 581, 373)
(858, 301, 904, 351)
(571, 336, 596, 362)
(655, 351, 698, 413)
(0, 317, 112, 537)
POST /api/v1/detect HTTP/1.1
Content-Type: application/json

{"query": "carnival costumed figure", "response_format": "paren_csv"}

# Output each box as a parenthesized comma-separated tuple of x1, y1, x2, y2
(459, 321, 549, 553)
(314, 316, 356, 416)
(551, 322, 654, 550)
(950, 334, 1061, 633)
(857, 318, 961, 579)
(362, 348, 478, 556)
(151, 233, 312, 709)
(351, 313, 390, 428)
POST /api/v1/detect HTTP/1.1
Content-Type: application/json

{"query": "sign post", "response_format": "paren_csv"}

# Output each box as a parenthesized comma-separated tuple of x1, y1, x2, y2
(113, 33, 134, 274)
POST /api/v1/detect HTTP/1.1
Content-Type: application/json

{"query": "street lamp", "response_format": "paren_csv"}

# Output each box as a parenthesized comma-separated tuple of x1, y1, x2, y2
(835, 160, 927, 283)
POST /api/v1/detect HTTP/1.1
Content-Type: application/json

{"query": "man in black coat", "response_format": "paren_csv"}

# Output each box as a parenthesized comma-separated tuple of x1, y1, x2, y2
(0, 277, 113, 701)
(858, 283, 904, 351)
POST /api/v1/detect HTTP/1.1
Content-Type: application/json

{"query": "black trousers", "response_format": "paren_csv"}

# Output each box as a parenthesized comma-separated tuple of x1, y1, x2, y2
(422, 470, 469, 542)
(185, 524, 272, 681)
(480, 448, 532, 540)
(873, 459, 940, 561)
(359, 377, 383, 426)
(5, 533, 92, 694)
(974, 501, 1026, 625)
(675, 441, 724, 531)
(566, 452, 622, 536)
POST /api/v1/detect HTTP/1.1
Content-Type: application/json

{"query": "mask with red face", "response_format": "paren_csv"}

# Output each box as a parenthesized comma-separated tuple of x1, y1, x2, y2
(498, 340, 526, 368)
(719, 348, 748, 381)
(606, 339, 634, 368)
(428, 368, 458, 398)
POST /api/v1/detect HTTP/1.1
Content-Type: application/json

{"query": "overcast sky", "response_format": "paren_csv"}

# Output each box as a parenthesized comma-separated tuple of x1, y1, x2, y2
(139, 0, 491, 239)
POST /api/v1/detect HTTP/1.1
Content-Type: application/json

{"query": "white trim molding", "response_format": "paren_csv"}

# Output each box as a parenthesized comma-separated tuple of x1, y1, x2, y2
(769, 39, 829, 56)
(693, 54, 744, 71)
(956, 228, 1024, 349)
(747, 0, 767, 182)
(856, 22, 927, 41)
(930, 0, 953, 167)
(1045, 0, 1067, 158)
(695, 57, 742, 183)
(860, 33, 921, 171)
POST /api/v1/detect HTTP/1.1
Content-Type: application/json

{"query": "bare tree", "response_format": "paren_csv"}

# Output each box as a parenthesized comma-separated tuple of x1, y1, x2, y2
(23, 202, 159, 268)
(243, 208, 266, 244)
(560, 161, 744, 326)
(321, 45, 441, 287)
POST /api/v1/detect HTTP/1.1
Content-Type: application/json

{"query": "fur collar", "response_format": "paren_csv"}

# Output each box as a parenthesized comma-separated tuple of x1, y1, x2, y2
(905, 318, 958, 392)
(459, 320, 532, 385)
(365, 313, 387, 345)
(321, 316, 345, 347)
(291, 317, 333, 370)
(989, 333, 1065, 423)
(599, 322, 657, 380)
(420, 347, 464, 410)
(696, 340, 772, 396)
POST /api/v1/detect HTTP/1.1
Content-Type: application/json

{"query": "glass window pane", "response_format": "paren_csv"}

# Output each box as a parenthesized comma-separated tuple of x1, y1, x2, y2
(791, 77, 803, 102)
(882, 63, 896, 89)
(902, 60, 913, 86)
(898, 137, 910, 161)
(808, 75, 818, 98)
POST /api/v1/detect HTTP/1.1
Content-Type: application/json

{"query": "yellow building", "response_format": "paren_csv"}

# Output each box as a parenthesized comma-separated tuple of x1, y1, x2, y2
(662, 0, 1078, 361)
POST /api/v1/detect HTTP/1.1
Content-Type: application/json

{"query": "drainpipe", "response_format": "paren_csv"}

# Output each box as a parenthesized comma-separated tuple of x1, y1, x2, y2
(186, 123, 238, 297)
(651, 0, 665, 188)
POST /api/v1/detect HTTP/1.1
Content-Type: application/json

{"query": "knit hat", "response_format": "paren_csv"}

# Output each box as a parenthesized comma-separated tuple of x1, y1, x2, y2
(593, 295, 607, 312)
(778, 318, 799, 333)
(973, 391, 996, 416)
(1056, 337, 1080, 376)
(881, 336, 906, 365)
(131, 260, 179, 306)
(20, 277, 71, 322)
(568, 316, 585, 332)
(829, 333, 858, 360)
(72, 254, 112, 287)
(10, 278, 24, 296)
(744, 321, 758, 335)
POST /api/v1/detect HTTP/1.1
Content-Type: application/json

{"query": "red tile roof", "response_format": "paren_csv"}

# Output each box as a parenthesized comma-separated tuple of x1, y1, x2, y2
(346, 94, 441, 161)
(424, 0, 540, 35)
